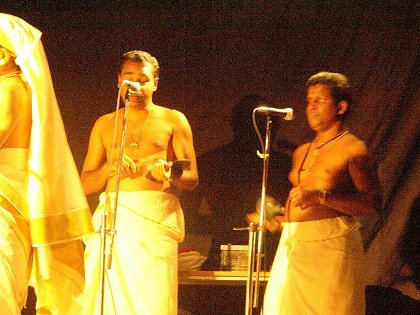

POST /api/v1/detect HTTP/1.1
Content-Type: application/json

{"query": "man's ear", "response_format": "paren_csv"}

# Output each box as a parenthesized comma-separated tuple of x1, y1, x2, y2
(117, 74, 123, 89)
(337, 100, 349, 115)
(0, 47, 10, 66)
(153, 78, 159, 91)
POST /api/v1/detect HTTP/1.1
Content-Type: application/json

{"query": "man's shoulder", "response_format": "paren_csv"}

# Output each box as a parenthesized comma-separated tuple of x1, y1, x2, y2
(0, 79, 30, 101)
(93, 112, 116, 130)
(154, 104, 183, 114)
(341, 132, 368, 156)
(0, 83, 31, 117)
(97, 111, 115, 122)
(153, 105, 188, 122)
(293, 142, 311, 156)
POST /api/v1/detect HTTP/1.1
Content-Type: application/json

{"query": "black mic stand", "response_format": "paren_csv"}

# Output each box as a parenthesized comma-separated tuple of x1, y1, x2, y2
(245, 113, 273, 315)
(97, 87, 132, 315)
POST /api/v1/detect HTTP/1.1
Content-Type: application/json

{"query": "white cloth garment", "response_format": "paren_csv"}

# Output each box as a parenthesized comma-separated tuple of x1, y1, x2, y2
(0, 149, 31, 315)
(263, 216, 366, 315)
(83, 190, 185, 315)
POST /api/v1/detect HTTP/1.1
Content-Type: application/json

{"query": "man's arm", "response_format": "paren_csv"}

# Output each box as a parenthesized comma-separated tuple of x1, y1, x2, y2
(326, 152, 383, 216)
(81, 119, 109, 195)
(318, 142, 383, 216)
(170, 111, 199, 190)
(0, 84, 22, 148)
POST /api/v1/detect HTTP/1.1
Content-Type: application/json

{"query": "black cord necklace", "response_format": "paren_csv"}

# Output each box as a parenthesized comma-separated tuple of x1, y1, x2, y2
(298, 130, 349, 182)
(313, 130, 349, 154)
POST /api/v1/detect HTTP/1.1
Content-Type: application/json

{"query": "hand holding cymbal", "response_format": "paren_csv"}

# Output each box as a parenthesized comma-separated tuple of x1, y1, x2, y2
(247, 195, 285, 233)
(146, 159, 191, 182)
(255, 195, 285, 220)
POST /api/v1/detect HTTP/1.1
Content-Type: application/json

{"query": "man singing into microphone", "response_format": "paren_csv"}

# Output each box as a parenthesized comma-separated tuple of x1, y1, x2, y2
(81, 50, 198, 314)
(261, 72, 383, 315)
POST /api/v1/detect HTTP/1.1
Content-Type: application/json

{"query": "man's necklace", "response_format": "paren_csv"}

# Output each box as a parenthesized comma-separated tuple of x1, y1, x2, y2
(0, 71, 21, 82)
(312, 130, 349, 156)
(300, 130, 349, 176)
(126, 106, 152, 155)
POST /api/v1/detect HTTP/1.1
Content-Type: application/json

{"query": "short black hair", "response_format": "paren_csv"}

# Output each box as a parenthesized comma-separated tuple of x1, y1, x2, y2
(306, 71, 352, 120)
(119, 50, 160, 79)
(306, 72, 352, 104)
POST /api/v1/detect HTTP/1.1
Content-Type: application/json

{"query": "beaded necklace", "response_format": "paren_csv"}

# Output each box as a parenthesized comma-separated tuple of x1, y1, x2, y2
(0, 71, 20, 82)
(298, 130, 349, 181)
(312, 129, 349, 156)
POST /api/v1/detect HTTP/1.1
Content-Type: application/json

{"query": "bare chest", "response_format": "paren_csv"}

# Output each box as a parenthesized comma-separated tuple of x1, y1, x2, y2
(102, 116, 174, 161)
(292, 144, 353, 191)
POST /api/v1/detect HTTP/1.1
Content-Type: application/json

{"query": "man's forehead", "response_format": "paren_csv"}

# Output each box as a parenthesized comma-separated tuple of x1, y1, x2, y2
(307, 83, 331, 93)
(121, 60, 154, 74)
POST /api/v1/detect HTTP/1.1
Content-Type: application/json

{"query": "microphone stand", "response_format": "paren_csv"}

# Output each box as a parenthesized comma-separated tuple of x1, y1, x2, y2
(97, 88, 131, 315)
(245, 114, 273, 315)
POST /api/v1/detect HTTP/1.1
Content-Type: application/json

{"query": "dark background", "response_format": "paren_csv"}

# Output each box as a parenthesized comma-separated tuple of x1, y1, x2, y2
(3, 0, 419, 312)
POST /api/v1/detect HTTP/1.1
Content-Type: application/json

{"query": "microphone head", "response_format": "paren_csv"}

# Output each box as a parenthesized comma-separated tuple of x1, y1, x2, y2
(128, 81, 141, 94)
(284, 108, 294, 120)
(254, 106, 294, 120)
(121, 80, 141, 94)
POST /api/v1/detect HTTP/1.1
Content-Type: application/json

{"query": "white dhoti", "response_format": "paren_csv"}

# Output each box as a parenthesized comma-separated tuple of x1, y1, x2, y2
(0, 149, 31, 315)
(83, 191, 185, 315)
(0, 204, 31, 315)
(263, 216, 366, 315)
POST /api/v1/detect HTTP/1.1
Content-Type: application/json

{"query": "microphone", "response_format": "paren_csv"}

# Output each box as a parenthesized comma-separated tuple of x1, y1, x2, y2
(255, 106, 294, 120)
(121, 80, 141, 94)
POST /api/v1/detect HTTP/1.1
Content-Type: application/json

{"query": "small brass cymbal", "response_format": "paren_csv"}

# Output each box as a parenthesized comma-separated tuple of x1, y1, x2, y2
(255, 195, 284, 220)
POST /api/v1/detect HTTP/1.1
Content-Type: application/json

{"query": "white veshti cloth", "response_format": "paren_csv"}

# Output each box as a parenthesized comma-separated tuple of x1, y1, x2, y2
(0, 149, 31, 315)
(263, 216, 366, 315)
(83, 190, 185, 315)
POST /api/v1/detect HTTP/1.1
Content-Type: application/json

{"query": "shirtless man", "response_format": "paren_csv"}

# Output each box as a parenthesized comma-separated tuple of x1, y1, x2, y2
(262, 72, 382, 315)
(81, 50, 198, 315)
